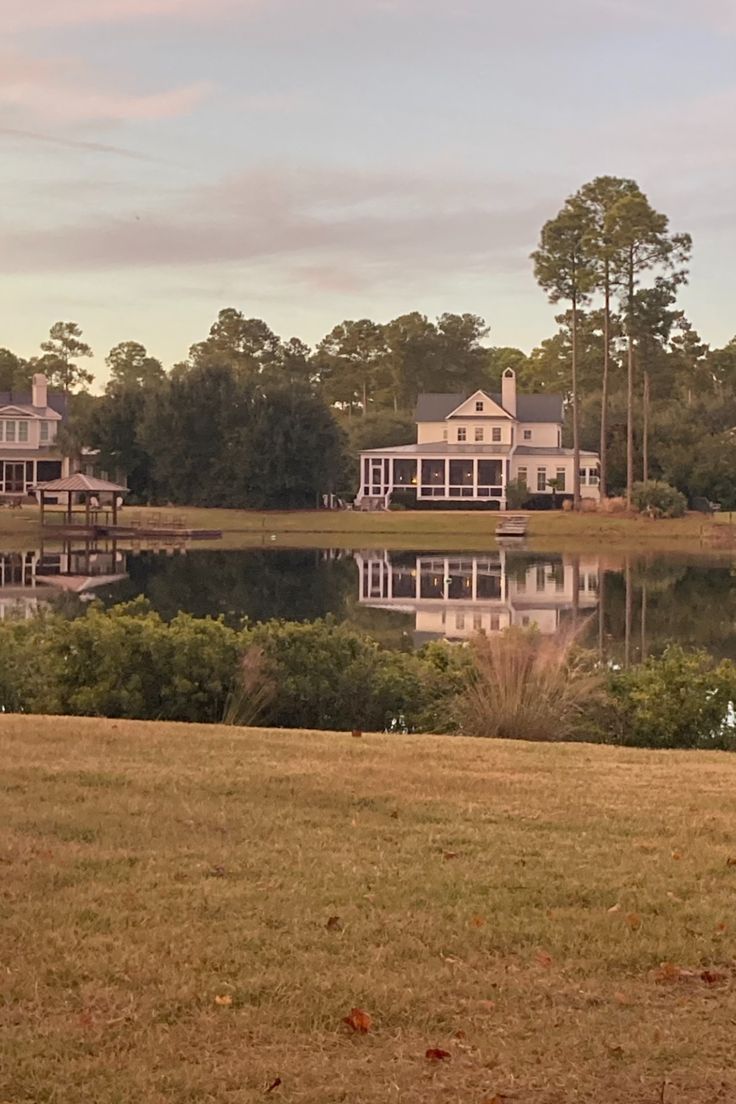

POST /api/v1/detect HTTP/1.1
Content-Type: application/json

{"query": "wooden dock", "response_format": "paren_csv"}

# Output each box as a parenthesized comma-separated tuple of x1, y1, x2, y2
(496, 514, 528, 539)
(42, 522, 222, 542)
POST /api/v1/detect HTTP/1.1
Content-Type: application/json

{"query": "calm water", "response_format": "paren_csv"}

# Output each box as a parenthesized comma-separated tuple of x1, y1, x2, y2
(2, 543, 736, 660)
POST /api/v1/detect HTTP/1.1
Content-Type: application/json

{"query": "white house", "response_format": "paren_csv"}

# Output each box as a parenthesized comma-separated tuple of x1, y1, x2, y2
(0, 374, 70, 495)
(357, 368, 600, 509)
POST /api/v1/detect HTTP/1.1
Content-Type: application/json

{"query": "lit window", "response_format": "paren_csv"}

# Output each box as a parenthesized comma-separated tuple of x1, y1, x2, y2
(523, 429, 532, 441)
(536, 466, 547, 492)
(474, 427, 484, 442)
(18, 421, 28, 443)
(475, 400, 484, 412)
(517, 467, 527, 487)
(492, 427, 502, 443)
(457, 427, 467, 442)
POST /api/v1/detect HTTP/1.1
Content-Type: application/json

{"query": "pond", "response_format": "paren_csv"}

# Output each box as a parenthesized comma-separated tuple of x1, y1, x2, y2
(2, 542, 736, 661)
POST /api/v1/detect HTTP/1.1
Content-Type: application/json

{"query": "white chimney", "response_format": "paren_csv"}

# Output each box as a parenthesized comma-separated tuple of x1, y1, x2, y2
(32, 373, 48, 409)
(501, 367, 517, 417)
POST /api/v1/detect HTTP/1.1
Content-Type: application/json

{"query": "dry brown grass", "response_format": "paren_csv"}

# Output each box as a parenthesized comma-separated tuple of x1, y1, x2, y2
(2, 716, 736, 1103)
(457, 626, 605, 741)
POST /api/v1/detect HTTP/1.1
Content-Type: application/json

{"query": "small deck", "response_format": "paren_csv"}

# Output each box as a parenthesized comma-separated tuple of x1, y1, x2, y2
(43, 521, 222, 542)
(496, 514, 528, 539)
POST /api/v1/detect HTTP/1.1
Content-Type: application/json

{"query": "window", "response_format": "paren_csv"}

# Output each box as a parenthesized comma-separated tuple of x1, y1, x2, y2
(478, 459, 502, 486)
(457, 427, 467, 442)
(474, 426, 484, 442)
(40, 421, 49, 443)
(5, 421, 16, 443)
(442, 428, 448, 441)
(18, 421, 28, 442)
(536, 466, 547, 492)
(491, 426, 502, 443)
(523, 429, 532, 441)
(555, 467, 566, 491)
(475, 400, 484, 412)
(517, 467, 528, 487)
(579, 468, 588, 486)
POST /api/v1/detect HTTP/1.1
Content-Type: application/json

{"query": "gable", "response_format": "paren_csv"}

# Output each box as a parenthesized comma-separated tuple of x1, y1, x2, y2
(415, 391, 564, 425)
(0, 405, 36, 418)
(446, 390, 510, 420)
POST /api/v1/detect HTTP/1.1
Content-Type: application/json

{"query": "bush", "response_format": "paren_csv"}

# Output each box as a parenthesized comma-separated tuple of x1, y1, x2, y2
(245, 617, 455, 732)
(612, 645, 736, 749)
(631, 480, 686, 518)
(505, 480, 530, 510)
(456, 626, 606, 742)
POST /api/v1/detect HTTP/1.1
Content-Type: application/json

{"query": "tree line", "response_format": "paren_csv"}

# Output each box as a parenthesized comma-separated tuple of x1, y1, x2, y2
(2, 174, 735, 508)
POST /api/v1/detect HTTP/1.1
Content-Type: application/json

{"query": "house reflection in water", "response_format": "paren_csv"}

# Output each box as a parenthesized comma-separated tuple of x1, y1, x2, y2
(356, 551, 599, 642)
(0, 543, 129, 619)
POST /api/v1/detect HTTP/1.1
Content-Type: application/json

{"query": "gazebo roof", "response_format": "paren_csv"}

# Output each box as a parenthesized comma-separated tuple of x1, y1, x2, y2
(37, 474, 128, 494)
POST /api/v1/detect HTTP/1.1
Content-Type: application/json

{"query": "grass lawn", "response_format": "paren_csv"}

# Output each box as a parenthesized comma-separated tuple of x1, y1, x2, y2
(2, 716, 736, 1103)
(0, 503, 732, 552)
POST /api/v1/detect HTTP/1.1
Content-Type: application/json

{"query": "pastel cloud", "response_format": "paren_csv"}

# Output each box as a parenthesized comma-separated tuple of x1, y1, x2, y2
(0, 0, 242, 31)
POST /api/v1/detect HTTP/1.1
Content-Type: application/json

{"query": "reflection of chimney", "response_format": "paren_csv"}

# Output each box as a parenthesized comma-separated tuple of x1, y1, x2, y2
(502, 367, 517, 417)
(32, 373, 48, 409)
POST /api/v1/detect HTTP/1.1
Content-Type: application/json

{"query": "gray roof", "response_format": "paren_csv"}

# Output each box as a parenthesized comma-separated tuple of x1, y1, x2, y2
(415, 391, 564, 424)
(514, 446, 598, 457)
(363, 443, 512, 456)
(0, 390, 68, 419)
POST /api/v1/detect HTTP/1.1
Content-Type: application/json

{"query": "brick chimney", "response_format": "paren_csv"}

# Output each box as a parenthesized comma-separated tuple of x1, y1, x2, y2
(501, 367, 517, 417)
(32, 373, 48, 409)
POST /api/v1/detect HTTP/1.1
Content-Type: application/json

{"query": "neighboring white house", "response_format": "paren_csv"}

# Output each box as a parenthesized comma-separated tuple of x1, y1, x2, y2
(356, 368, 600, 509)
(356, 550, 600, 643)
(0, 374, 70, 495)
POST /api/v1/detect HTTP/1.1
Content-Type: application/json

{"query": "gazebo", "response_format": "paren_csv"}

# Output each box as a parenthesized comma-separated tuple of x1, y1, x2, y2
(36, 473, 129, 528)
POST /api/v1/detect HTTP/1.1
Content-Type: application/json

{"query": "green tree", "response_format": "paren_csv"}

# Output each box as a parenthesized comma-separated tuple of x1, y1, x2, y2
(0, 348, 31, 391)
(532, 196, 597, 508)
(315, 319, 388, 414)
(38, 321, 94, 393)
(106, 341, 164, 392)
(189, 309, 282, 376)
(606, 192, 691, 506)
(576, 176, 640, 497)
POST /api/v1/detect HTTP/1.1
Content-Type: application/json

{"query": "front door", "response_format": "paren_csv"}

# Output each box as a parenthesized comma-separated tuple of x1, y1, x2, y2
(2, 463, 26, 494)
(370, 459, 384, 495)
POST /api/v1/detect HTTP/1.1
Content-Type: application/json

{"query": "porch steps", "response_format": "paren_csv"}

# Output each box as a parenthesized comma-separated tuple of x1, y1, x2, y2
(496, 514, 528, 539)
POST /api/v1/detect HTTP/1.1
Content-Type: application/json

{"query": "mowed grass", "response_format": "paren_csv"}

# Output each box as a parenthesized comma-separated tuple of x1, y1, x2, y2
(2, 718, 736, 1102)
(1, 503, 732, 552)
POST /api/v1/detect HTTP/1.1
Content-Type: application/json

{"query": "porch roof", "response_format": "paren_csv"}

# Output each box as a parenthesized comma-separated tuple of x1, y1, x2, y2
(36, 473, 128, 493)
(362, 443, 512, 456)
(513, 446, 599, 458)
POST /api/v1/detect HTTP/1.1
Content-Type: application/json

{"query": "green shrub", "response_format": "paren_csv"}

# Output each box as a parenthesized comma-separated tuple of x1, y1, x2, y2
(631, 480, 686, 518)
(505, 479, 530, 510)
(245, 617, 452, 732)
(612, 644, 736, 749)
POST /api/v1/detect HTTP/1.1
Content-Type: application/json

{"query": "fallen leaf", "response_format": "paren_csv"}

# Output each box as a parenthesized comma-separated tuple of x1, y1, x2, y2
(614, 991, 634, 1006)
(477, 999, 496, 1012)
(535, 950, 553, 968)
(325, 915, 342, 932)
(726, 856, 736, 867)
(653, 962, 682, 984)
(208, 865, 226, 878)
(607, 903, 621, 913)
(443, 850, 459, 860)
(470, 915, 487, 928)
(715, 922, 727, 934)
(214, 994, 233, 1006)
(671, 850, 683, 861)
(700, 969, 726, 985)
(454, 1028, 467, 1040)
(425, 1047, 451, 1062)
(390, 810, 399, 819)
(351, 730, 362, 739)
(265, 1078, 282, 1094)
(343, 1007, 372, 1034)
(607, 1044, 625, 1058)
(626, 912, 642, 932)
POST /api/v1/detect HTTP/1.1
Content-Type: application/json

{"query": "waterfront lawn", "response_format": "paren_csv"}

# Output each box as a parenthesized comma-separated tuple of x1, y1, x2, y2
(0, 502, 731, 552)
(2, 715, 736, 1103)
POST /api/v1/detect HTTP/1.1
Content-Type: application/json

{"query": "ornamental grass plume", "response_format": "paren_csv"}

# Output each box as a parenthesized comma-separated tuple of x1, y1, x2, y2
(457, 624, 605, 742)
(222, 646, 275, 727)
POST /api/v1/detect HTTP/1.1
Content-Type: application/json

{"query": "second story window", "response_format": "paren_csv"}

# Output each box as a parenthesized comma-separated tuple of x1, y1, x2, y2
(475, 400, 484, 412)
(492, 427, 502, 443)
(523, 429, 532, 441)
(457, 427, 467, 442)
(40, 421, 49, 443)
(18, 421, 29, 442)
(474, 427, 484, 442)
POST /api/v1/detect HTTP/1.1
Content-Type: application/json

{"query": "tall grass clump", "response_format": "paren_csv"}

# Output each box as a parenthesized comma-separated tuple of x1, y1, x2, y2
(222, 646, 276, 727)
(457, 626, 605, 742)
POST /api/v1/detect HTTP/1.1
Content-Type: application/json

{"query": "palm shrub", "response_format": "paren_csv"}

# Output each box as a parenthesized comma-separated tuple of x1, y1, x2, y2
(456, 626, 605, 741)
(612, 644, 736, 749)
(631, 480, 686, 518)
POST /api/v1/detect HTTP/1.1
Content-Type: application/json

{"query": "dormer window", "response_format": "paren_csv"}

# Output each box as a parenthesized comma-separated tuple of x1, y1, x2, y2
(475, 400, 484, 412)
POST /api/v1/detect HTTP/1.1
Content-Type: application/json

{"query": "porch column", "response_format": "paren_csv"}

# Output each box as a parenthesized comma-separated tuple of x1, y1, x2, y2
(443, 459, 449, 498)
(473, 458, 478, 498)
(443, 557, 449, 600)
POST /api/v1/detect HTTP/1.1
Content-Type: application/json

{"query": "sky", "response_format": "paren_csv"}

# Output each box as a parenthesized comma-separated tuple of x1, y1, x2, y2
(1, 0, 735, 387)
